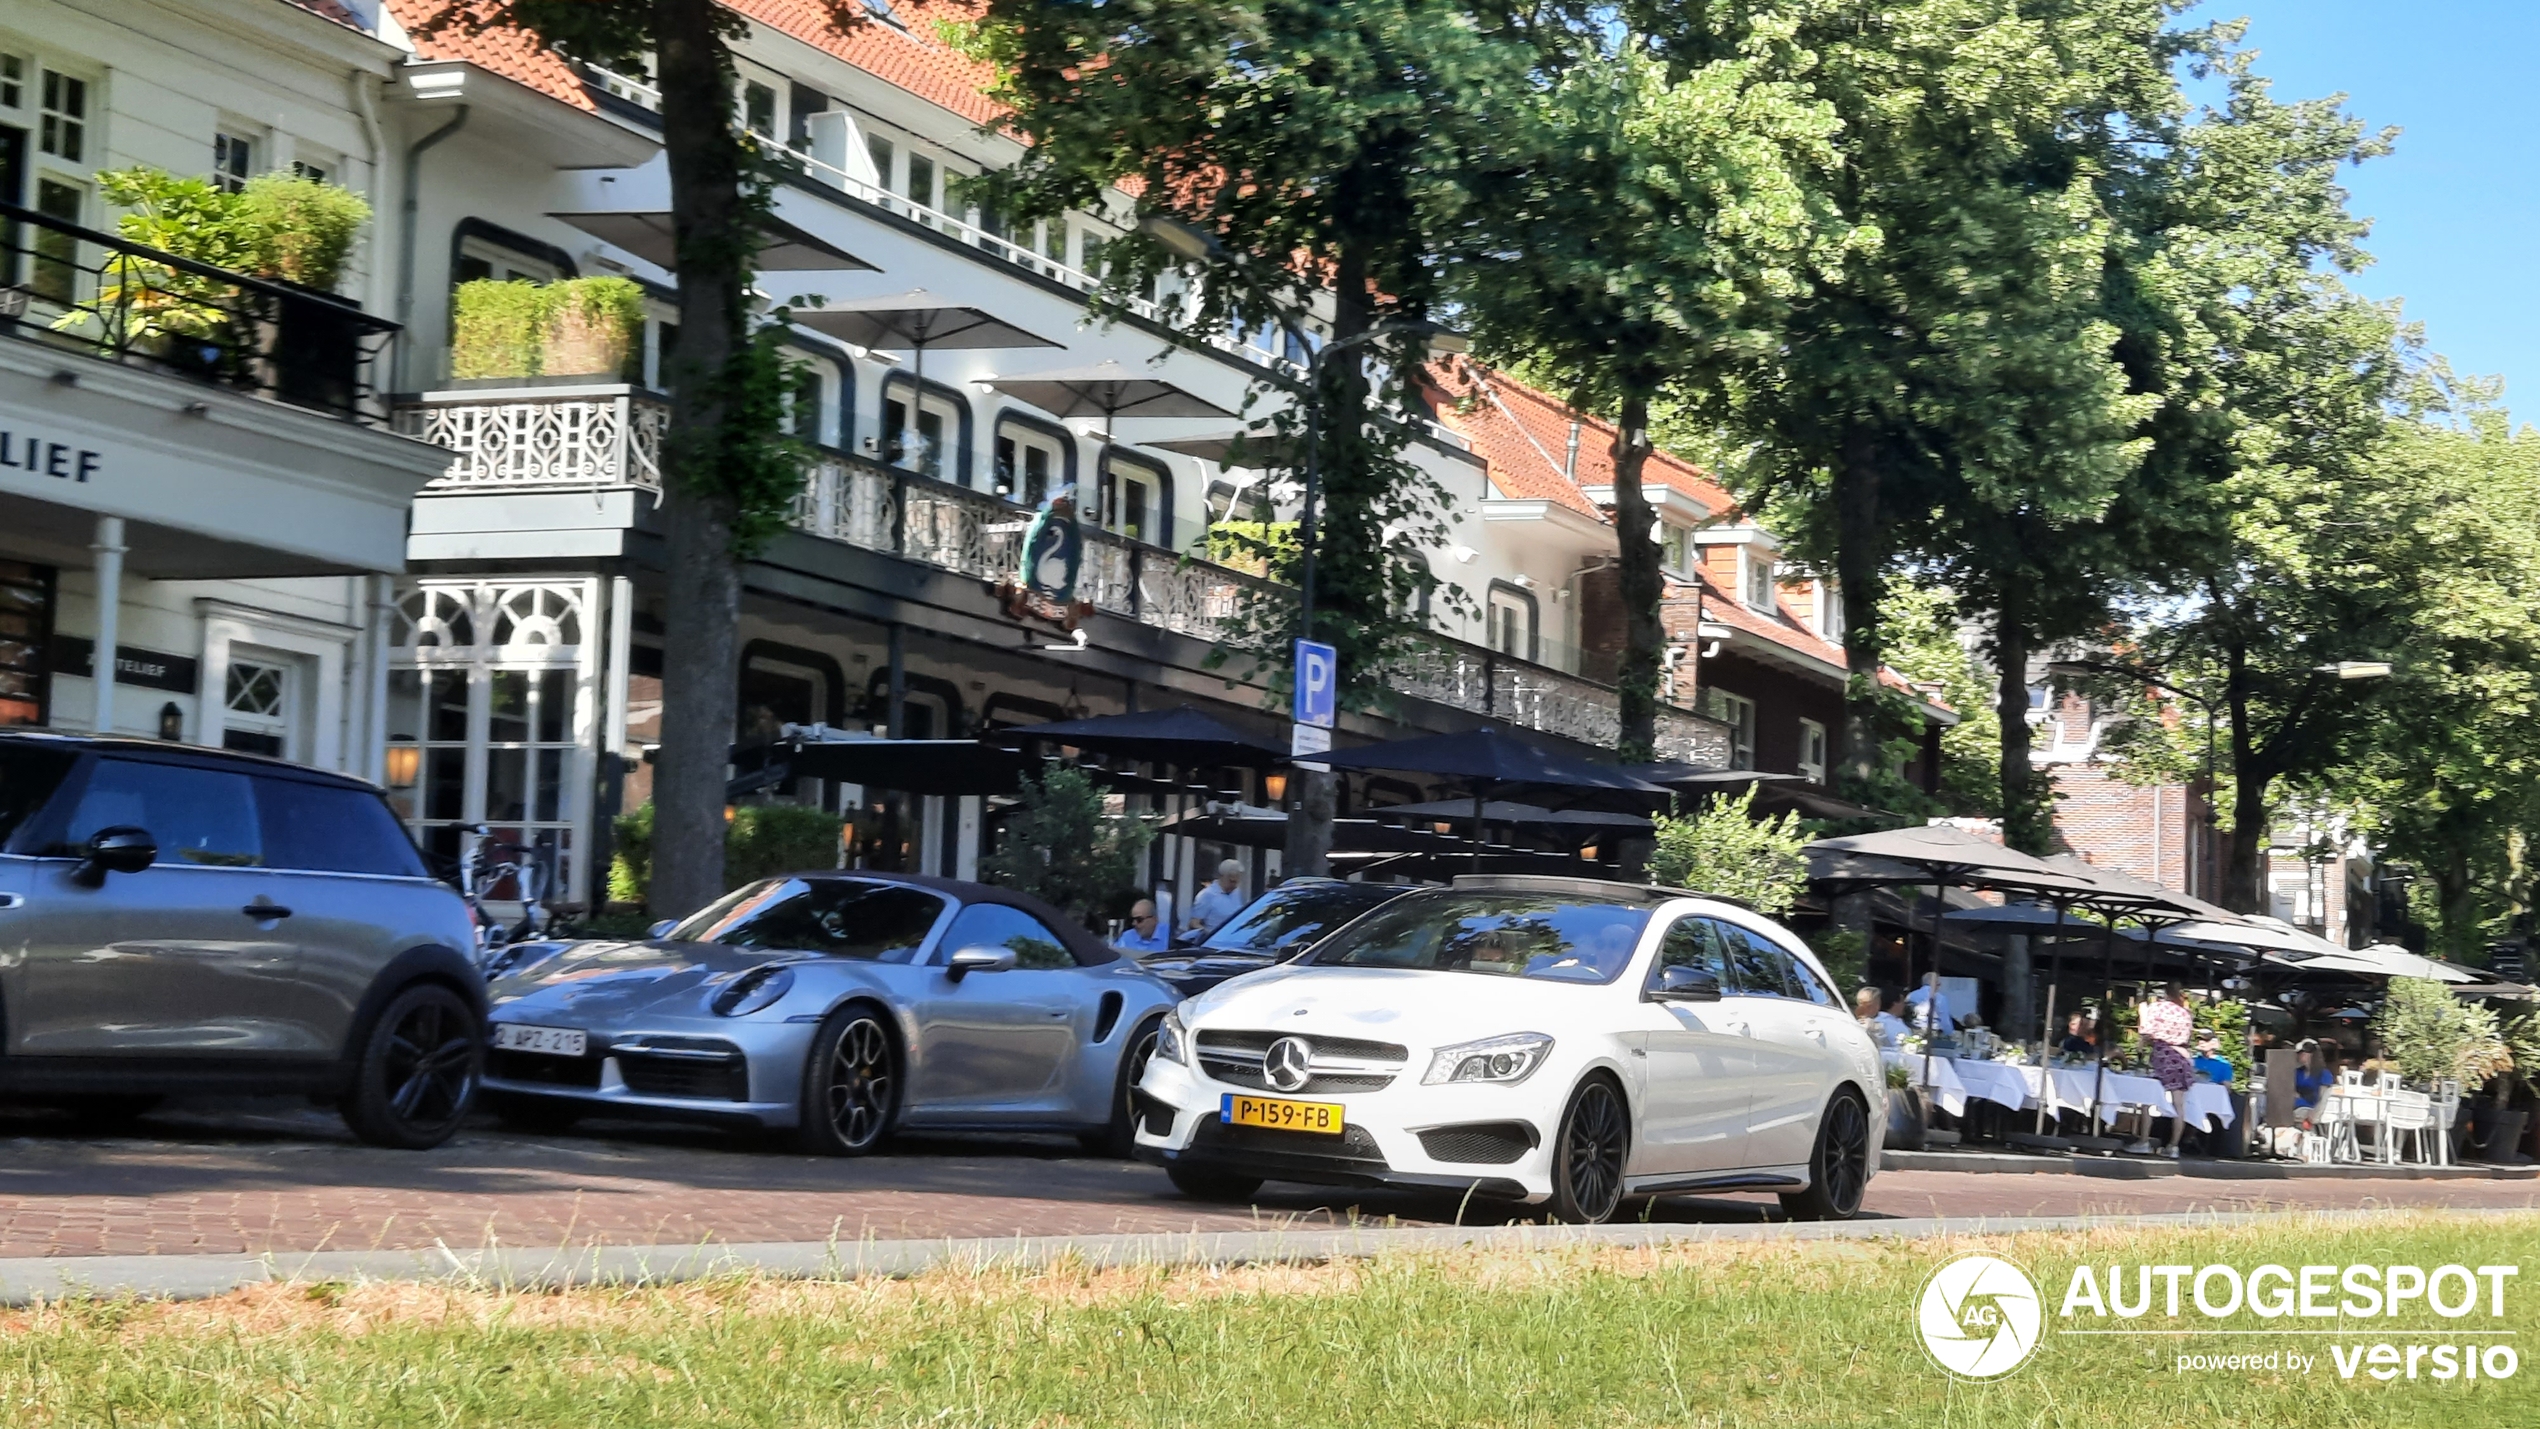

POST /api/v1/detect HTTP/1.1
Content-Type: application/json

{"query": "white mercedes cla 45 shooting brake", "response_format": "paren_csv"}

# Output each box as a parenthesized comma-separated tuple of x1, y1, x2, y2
(1133, 876, 1884, 1223)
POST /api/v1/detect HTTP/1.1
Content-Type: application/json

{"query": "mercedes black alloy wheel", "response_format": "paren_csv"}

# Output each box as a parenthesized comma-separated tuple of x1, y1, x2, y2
(1547, 1077, 1629, 1224)
(1780, 1088, 1872, 1221)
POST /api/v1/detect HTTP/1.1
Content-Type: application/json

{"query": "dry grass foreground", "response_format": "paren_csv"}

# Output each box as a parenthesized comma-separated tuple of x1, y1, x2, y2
(3, 1212, 2534, 1426)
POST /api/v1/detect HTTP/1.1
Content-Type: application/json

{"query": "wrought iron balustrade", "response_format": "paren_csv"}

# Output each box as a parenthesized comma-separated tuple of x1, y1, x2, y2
(0, 200, 396, 424)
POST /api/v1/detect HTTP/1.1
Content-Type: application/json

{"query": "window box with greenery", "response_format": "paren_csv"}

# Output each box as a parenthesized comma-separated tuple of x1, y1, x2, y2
(450, 275, 647, 383)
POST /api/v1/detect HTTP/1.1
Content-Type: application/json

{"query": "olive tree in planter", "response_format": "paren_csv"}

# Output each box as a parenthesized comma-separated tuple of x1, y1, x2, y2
(2374, 976, 2518, 1158)
(977, 766, 1156, 932)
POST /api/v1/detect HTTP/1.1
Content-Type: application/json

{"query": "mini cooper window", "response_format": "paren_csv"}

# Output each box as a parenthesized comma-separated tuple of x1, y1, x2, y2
(1312, 893, 1650, 984)
(53, 759, 263, 866)
(670, 878, 947, 961)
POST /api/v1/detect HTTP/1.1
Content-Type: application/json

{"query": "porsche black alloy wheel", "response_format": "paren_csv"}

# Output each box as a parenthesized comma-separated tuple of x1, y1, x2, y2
(798, 1007, 898, 1156)
(1083, 1017, 1163, 1157)
(1780, 1088, 1872, 1221)
(1547, 1077, 1628, 1224)
(342, 983, 481, 1149)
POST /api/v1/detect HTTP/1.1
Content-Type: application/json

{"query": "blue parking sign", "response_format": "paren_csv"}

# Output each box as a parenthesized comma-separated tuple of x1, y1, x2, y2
(1293, 639, 1338, 728)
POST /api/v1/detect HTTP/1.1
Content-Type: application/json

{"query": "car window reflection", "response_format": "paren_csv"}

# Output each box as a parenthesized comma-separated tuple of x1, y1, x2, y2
(670, 878, 946, 961)
(1311, 895, 1648, 984)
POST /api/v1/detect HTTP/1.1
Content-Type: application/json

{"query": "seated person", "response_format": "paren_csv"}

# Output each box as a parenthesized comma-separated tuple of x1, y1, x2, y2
(1873, 994, 1912, 1049)
(1113, 899, 1171, 954)
(2191, 1034, 2235, 1086)
(2292, 1040, 2335, 1128)
(2057, 1013, 2097, 1059)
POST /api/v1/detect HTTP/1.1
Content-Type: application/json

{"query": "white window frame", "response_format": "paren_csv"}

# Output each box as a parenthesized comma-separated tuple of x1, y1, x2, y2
(214, 130, 255, 192)
(1708, 689, 1757, 770)
(456, 235, 559, 286)
(994, 422, 1066, 506)
(38, 64, 88, 164)
(1658, 522, 1693, 576)
(0, 53, 28, 114)
(196, 600, 357, 772)
(1099, 450, 1169, 544)
(1799, 718, 1828, 784)
(1812, 578, 1843, 642)
(1741, 548, 1776, 611)
(884, 386, 965, 482)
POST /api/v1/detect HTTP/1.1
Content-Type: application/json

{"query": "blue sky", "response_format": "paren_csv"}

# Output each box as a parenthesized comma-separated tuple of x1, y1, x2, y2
(2191, 2, 2540, 410)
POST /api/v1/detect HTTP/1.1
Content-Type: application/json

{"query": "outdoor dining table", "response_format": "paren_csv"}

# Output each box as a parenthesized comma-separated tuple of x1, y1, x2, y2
(1884, 1051, 2236, 1132)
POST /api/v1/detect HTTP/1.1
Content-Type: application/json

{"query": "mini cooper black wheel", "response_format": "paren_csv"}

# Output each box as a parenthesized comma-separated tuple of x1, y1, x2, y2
(1780, 1087, 1872, 1221)
(1547, 1077, 1628, 1224)
(342, 983, 481, 1150)
(1082, 1016, 1164, 1158)
(797, 1006, 899, 1156)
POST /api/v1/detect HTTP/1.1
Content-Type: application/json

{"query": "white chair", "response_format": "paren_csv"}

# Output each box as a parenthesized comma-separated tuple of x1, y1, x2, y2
(2300, 1130, 2333, 1165)
(2384, 1090, 2435, 1165)
(2316, 1091, 2361, 1163)
(2430, 1080, 2461, 1167)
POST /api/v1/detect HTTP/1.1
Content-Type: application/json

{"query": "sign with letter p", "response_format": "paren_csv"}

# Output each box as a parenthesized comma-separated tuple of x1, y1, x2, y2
(1293, 639, 1338, 729)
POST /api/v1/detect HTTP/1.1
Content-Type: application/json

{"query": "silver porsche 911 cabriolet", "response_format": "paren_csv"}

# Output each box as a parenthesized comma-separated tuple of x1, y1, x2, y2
(479, 872, 1180, 1155)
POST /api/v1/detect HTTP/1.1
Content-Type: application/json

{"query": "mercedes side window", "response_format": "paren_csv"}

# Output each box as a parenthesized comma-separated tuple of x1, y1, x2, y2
(1718, 920, 1795, 999)
(1647, 915, 1731, 991)
(257, 778, 429, 877)
(939, 901, 1075, 969)
(51, 759, 262, 866)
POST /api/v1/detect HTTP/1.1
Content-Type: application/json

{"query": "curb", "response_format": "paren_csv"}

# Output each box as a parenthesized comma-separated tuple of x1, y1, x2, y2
(1880, 1149, 2540, 1181)
(3, 1205, 2533, 1306)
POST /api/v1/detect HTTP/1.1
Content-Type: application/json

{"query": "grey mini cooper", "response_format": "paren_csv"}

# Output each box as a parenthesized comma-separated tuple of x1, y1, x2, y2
(481, 873, 1181, 1156)
(0, 733, 483, 1148)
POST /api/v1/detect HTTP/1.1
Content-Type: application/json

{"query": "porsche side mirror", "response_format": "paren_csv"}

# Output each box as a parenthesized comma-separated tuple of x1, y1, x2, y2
(946, 946, 1019, 980)
(1648, 965, 1722, 1003)
(77, 825, 158, 884)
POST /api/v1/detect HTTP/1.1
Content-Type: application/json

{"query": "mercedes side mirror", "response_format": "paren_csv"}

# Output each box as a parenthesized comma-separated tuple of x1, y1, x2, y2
(946, 946, 1018, 980)
(1648, 965, 1722, 1003)
(77, 826, 158, 884)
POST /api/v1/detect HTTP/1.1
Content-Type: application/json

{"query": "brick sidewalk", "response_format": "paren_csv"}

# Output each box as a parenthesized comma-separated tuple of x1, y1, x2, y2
(2, 1102, 2532, 1258)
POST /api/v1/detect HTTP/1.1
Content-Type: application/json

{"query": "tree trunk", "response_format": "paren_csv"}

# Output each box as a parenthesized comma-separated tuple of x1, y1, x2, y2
(1611, 393, 1664, 764)
(1992, 601, 2046, 853)
(2221, 640, 2267, 914)
(1282, 239, 1371, 880)
(646, 0, 752, 918)
(1833, 430, 1886, 790)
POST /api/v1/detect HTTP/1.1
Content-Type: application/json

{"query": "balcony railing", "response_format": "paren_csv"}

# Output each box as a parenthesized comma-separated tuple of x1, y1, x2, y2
(395, 386, 1732, 765)
(0, 201, 396, 425)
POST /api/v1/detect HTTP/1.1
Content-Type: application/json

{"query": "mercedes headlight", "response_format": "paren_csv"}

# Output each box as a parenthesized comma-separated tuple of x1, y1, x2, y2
(710, 964, 796, 1017)
(1156, 1008, 1191, 1066)
(1422, 1032, 1553, 1086)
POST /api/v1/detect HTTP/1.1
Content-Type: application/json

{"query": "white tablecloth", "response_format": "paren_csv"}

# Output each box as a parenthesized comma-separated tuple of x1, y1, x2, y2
(1883, 1052, 2236, 1130)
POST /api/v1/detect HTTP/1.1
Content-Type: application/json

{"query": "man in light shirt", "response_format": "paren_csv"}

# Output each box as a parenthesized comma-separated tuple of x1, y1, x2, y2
(1905, 971, 1957, 1032)
(1114, 899, 1170, 954)
(1186, 859, 1248, 938)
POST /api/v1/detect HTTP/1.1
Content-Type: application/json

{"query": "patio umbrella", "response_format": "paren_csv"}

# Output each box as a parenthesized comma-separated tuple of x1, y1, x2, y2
(1145, 427, 1308, 469)
(1626, 763, 1807, 790)
(996, 706, 1287, 770)
(548, 211, 874, 271)
(2271, 943, 2479, 984)
(1374, 798, 1655, 832)
(1807, 826, 2118, 1143)
(1314, 726, 1668, 873)
(789, 290, 1062, 440)
(768, 736, 1042, 797)
(980, 360, 1237, 446)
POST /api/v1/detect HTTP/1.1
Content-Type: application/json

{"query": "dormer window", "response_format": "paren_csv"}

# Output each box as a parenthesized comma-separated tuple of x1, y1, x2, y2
(1812, 578, 1844, 642)
(1741, 549, 1775, 610)
(1658, 523, 1693, 576)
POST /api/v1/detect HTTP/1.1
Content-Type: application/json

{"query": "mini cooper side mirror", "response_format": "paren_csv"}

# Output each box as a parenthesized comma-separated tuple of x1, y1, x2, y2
(77, 825, 158, 883)
(1648, 965, 1722, 1003)
(946, 945, 1019, 980)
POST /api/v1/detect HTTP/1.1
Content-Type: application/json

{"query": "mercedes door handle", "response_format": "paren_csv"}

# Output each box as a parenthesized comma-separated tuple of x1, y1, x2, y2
(242, 903, 293, 920)
(0, 893, 21, 910)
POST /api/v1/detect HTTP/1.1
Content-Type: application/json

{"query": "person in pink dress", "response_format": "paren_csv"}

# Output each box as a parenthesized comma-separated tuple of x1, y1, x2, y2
(2139, 983, 2198, 1159)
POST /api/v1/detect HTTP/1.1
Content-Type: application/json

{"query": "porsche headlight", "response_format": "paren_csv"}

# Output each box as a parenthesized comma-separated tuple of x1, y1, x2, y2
(1156, 1008, 1191, 1066)
(710, 964, 796, 1017)
(1422, 1032, 1553, 1086)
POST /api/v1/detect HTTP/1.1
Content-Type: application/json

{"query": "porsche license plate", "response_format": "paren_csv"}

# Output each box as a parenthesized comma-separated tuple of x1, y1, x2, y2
(1220, 1093, 1344, 1135)
(493, 1024, 587, 1057)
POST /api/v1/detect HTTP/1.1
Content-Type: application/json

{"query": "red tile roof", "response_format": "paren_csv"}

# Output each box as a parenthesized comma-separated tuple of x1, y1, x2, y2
(1427, 364, 1737, 518)
(732, 1, 1009, 129)
(383, 1, 598, 112)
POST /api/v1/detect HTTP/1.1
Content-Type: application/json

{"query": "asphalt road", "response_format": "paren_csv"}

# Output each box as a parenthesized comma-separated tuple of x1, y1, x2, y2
(3, 1098, 2534, 1259)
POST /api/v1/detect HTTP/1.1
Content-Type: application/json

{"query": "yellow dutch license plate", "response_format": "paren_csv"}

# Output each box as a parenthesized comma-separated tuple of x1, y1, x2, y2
(1221, 1093, 1345, 1135)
